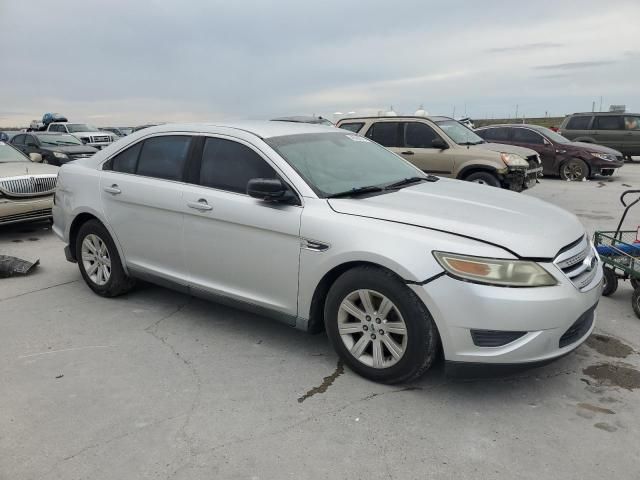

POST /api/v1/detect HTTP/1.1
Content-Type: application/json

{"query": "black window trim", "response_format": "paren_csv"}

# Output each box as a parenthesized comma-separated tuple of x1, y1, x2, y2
(404, 121, 446, 149)
(477, 126, 513, 142)
(338, 122, 365, 133)
(592, 115, 624, 131)
(565, 115, 594, 131)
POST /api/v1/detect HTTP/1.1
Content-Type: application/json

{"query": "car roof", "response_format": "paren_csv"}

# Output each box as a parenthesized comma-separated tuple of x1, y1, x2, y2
(136, 121, 339, 139)
(568, 112, 640, 116)
(30, 131, 69, 136)
(271, 116, 329, 124)
(476, 124, 549, 130)
(338, 115, 454, 122)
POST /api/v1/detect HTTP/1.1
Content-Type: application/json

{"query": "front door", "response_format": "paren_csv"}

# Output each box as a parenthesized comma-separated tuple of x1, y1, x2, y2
(510, 128, 554, 174)
(100, 134, 193, 284)
(182, 136, 302, 319)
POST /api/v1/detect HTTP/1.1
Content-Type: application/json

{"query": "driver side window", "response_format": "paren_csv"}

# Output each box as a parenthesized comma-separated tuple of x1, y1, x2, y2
(405, 122, 440, 148)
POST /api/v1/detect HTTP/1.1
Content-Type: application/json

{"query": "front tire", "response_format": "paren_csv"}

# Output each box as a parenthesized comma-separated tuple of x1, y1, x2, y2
(632, 288, 640, 319)
(464, 171, 501, 187)
(602, 267, 618, 297)
(324, 266, 439, 384)
(560, 158, 588, 181)
(75, 219, 135, 297)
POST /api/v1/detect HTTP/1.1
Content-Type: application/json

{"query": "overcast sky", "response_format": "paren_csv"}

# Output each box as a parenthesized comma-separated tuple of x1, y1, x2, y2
(1, 0, 639, 126)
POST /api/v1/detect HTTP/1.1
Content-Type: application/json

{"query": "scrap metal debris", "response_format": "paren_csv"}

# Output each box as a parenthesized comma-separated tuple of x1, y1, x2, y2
(0, 255, 40, 278)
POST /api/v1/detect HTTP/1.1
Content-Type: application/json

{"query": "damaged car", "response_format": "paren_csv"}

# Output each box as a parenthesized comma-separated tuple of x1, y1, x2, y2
(336, 116, 542, 191)
(0, 141, 58, 226)
(53, 122, 601, 383)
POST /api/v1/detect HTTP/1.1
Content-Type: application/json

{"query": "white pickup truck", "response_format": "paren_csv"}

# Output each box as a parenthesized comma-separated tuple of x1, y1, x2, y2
(46, 122, 114, 150)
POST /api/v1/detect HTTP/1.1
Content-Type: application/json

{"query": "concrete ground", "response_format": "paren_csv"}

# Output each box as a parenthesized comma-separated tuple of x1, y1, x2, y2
(2, 167, 640, 480)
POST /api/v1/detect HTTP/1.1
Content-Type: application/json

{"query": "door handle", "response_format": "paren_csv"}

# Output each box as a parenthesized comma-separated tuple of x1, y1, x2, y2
(187, 199, 213, 211)
(401, 150, 415, 155)
(103, 184, 121, 195)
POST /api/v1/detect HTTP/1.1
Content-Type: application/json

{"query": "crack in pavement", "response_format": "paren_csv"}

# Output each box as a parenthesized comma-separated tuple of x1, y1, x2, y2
(0, 279, 80, 303)
(297, 360, 344, 403)
(142, 300, 205, 480)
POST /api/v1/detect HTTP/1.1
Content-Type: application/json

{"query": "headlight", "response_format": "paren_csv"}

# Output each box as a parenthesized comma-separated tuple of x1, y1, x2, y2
(590, 152, 615, 161)
(500, 152, 529, 168)
(433, 251, 557, 287)
(53, 152, 69, 159)
(80, 137, 90, 144)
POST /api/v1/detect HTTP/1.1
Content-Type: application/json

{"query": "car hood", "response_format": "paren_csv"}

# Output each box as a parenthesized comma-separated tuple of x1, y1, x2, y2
(328, 178, 583, 258)
(42, 145, 98, 154)
(473, 142, 538, 158)
(0, 161, 59, 176)
(565, 142, 622, 155)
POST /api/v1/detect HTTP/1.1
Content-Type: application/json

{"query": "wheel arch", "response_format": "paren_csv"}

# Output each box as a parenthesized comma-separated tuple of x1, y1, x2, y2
(67, 211, 129, 274)
(457, 164, 499, 180)
(306, 260, 410, 334)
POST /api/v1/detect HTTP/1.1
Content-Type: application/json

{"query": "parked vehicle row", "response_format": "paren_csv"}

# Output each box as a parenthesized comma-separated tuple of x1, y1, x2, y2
(52, 122, 602, 383)
(336, 116, 542, 191)
(46, 122, 115, 150)
(10, 132, 98, 166)
(475, 124, 624, 181)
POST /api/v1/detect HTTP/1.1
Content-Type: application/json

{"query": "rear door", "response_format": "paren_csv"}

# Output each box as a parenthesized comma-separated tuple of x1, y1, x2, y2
(560, 115, 592, 141)
(182, 135, 302, 318)
(100, 134, 193, 285)
(591, 115, 625, 151)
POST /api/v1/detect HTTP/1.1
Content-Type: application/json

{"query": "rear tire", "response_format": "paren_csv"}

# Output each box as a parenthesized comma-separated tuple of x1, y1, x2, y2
(631, 278, 640, 290)
(465, 171, 501, 187)
(560, 158, 589, 181)
(75, 219, 135, 297)
(324, 265, 440, 384)
(602, 267, 618, 297)
(632, 288, 640, 319)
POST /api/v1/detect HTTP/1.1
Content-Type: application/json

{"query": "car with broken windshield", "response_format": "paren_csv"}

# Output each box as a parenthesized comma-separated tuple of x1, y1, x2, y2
(336, 116, 542, 191)
(53, 122, 601, 383)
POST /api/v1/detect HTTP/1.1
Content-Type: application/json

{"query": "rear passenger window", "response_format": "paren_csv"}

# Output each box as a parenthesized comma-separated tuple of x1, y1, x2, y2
(479, 127, 510, 141)
(405, 122, 438, 148)
(339, 123, 365, 133)
(593, 116, 622, 130)
(12, 134, 25, 145)
(365, 122, 402, 147)
(136, 136, 191, 181)
(108, 142, 142, 174)
(199, 138, 277, 194)
(565, 116, 592, 130)
(512, 128, 544, 144)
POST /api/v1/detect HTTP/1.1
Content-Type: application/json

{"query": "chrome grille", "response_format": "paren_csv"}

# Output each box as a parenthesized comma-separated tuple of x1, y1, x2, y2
(69, 153, 94, 159)
(92, 135, 111, 143)
(554, 236, 599, 290)
(0, 175, 57, 197)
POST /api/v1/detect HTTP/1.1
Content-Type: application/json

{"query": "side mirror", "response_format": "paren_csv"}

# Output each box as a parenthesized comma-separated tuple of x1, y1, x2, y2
(432, 138, 449, 150)
(247, 178, 294, 203)
(29, 153, 43, 163)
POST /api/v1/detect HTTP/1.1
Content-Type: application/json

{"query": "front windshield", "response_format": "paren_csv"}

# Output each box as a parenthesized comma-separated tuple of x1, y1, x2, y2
(266, 132, 423, 197)
(66, 124, 96, 133)
(436, 120, 485, 145)
(536, 127, 570, 144)
(0, 142, 28, 163)
(36, 134, 82, 146)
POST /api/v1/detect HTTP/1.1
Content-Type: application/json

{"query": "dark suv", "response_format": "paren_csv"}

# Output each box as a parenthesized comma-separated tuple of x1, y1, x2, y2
(475, 124, 624, 181)
(559, 112, 640, 160)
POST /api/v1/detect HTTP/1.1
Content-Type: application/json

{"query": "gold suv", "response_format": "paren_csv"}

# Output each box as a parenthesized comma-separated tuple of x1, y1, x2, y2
(336, 116, 542, 191)
(0, 141, 59, 226)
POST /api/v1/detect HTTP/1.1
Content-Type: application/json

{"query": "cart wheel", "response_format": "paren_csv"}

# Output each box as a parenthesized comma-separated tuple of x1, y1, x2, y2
(632, 288, 640, 319)
(631, 278, 640, 290)
(602, 267, 618, 296)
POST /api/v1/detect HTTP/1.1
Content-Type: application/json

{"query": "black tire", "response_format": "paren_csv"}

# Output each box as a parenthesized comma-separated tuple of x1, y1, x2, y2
(465, 171, 501, 187)
(602, 267, 618, 297)
(324, 265, 440, 384)
(631, 278, 640, 290)
(75, 219, 135, 297)
(632, 288, 640, 319)
(559, 158, 589, 181)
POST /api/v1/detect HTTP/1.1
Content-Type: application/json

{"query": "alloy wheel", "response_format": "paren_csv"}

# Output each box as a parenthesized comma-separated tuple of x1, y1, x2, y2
(337, 289, 408, 368)
(81, 234, 111, 286)
(563, 163, 584, 181)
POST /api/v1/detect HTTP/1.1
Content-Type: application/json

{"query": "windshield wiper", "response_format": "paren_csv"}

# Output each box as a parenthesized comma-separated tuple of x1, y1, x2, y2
(458, 140, 485, 146)
(327, 185, 385, 198)
(384, 176, 438, 190)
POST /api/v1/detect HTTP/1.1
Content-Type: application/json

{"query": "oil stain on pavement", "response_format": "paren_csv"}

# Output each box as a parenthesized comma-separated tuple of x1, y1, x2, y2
(298, 360, 344, 403)
(582, 363, 640, 390)
(586, 334, 635, 358)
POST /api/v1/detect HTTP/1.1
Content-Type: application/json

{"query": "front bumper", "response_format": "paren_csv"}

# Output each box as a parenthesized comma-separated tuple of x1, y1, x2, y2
(410, 262, 602, 368)
(0, 196, 53, 225)
(503, 166, 542, 191)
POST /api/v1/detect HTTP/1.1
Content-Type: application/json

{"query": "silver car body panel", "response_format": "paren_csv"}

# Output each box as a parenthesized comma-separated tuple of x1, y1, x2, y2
(53, 122, 601, 367)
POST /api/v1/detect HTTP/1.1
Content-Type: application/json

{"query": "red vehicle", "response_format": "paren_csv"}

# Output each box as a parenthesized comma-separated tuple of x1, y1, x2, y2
(476, 124, 624, 181)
